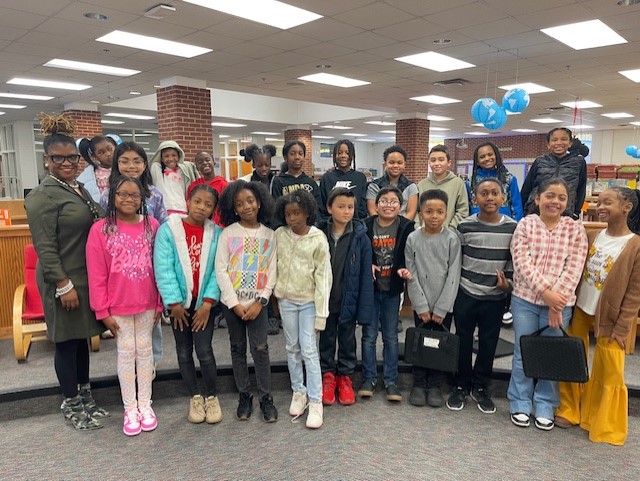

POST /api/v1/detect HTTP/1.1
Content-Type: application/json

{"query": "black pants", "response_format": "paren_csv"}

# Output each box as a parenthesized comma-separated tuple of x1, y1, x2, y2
(319, 313, 357, 376)
(55, 338, 90, 398)
(453, 289, 505, 390)
(411, 312, 453, 389)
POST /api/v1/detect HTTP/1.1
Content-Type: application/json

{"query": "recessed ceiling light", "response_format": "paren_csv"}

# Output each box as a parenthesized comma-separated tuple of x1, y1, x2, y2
(513, 129, 538, 133)
(129, 91, 141, 95)
(90, 100, 101, 104)
(567, 124, 594, 129)
(344, 133, 367, 137)
(531, 118, 562, 124)
(471, 123, 485, 127)
(411, 95, 461, 105)
(7, 78, 91, 90)
(602, 112, 634, 118)
(251, 131, 279, 135)
(465, 131, 488, 136)
(312, 135, 334, 139)
(560, 100, 602, 109)
(265, 138, 284, 142)
(320, 125, 353, 130)
(84, 12, 108, 20)
(212, 122, 247, 127)
(395, 51, 475, 72)
(630, 121, 640, 126)
(105, 113, 155, 120)
(363, 121, 394, 126)
(358, 138, 376, 142)
(619, 68, 640, 82)
(430, 127, 450, 131)
(427, 115, 454, 121)
(0, 92, 54, 100)
(433, 38, 451, 45)
(44, 58, 140, 77)
(0, 104, 26, 109)
(499, 82, 554, 94)
(182, 0, 322, 29)
(219, 134, 231, 138)
(101, 120, 124, 124)
(298, 73, 370, 88)
(96, 30, 212, 58)
(541, 19, 627, 50)
(0, 112, 5, 116)
(379, 130, 396, 134)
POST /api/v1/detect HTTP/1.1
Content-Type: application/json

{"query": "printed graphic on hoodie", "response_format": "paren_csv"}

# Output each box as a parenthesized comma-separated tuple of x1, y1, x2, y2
(227, 235, 274, 300)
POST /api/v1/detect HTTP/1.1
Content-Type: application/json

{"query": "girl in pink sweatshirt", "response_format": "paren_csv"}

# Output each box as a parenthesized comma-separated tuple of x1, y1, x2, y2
(86, 176, 162, 436)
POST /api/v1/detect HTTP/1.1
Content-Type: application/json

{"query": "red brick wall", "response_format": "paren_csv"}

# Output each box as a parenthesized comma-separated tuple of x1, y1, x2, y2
(444, 134, 548, 163)
(156, 85, 213, 162)
(284, 129, 313, 175)
(63, 110, 102, 139)
(396, 118, 429, 183)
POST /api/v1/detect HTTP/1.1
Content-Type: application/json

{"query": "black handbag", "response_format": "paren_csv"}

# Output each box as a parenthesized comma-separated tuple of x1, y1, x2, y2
(404, 325, 459, 373)
(520, 326, 589, 383)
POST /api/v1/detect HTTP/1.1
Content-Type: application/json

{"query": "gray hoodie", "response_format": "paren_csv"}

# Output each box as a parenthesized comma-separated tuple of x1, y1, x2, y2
(149, 140, 198, 212)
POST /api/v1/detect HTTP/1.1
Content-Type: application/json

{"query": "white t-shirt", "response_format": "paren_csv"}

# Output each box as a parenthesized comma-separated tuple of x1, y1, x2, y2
(576, 230, 634, 315)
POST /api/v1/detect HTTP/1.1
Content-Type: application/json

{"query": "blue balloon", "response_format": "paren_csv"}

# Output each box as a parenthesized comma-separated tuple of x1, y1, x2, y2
(502, 88, 530, 113)
(635, 147, 640, 159)
(626, 145, 638, 156)
(483, 106, 508, 130)
(471, 97, 499, 123)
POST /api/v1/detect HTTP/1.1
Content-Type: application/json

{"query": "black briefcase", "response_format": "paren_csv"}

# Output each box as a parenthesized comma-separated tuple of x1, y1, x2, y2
(404, 326, 459, 373)
(520, 326, 589, 383)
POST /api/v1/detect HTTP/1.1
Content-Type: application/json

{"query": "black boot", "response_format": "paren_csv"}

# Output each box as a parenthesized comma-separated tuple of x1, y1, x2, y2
(259, 394, 278, 423)
(237, 392, 253, 420)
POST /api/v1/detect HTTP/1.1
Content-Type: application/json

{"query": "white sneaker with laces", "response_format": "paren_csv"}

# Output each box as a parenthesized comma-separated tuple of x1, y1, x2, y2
(306, 401, 323, 429)
(289, 391, 308, 416)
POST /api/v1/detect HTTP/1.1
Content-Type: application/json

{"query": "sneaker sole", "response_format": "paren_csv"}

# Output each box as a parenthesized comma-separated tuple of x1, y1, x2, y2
(510, 414, 530, 428)
(534, 420, 555, 431)
(358, 390, 374, 398)
(477, 405, 496, 414)
(446, 401, 465, 411)
(141, 423, 157, 432)
(386, 394, 402, 402)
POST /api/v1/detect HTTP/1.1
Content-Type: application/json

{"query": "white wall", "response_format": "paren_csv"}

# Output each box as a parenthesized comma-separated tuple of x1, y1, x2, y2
(591, 129, 640, 165)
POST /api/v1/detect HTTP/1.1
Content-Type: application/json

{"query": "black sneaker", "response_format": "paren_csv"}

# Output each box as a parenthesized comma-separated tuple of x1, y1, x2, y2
(358, 379, 376, 398)
(534, 416, 555, 431)
(409, 386, 427, 406)
(259, 394, 278, 423)
(237, 392, 253, 420)
(446, 386, 467, 411)
(385, 384, 402, 402)
(471, 387, 496, 414)
(267, 317, 279, 336)
(510, 412, 531, 428)
(426, 387, 445, 408)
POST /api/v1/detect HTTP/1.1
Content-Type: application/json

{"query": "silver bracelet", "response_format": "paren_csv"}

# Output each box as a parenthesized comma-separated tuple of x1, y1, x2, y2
(55, 281, 74, 298)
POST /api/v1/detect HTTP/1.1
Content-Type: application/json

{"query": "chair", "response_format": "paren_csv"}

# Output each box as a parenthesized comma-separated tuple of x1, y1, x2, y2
(13, 244, 100, 362)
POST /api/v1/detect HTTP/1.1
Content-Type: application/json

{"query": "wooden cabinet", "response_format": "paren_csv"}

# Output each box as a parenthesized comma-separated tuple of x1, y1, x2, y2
(0, 225, 32, 338)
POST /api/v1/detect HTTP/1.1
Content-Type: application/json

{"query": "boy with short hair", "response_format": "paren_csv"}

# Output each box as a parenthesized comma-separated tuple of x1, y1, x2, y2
(318, 187, 374, 406)
(448, 178, 517, 414)
(405, 189, 461, 408)
(360, 186, 414, 402)
(417, 145, 469, 229)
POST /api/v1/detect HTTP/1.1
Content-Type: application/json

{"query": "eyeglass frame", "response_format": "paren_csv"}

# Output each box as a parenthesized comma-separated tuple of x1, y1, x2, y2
(45, 154, 82, 165)
(377, 199, 401, 207)
(115, 191, 143, 201)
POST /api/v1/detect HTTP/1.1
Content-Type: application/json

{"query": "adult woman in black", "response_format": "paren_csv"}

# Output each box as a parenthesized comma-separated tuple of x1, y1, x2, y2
(25, 114, 108, 430)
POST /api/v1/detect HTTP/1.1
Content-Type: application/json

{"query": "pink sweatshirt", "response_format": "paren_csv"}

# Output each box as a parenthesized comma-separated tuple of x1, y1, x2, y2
(87, 217, 162, 320)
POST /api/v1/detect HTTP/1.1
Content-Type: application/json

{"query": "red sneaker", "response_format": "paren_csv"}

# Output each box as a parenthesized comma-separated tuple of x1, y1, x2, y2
(322, 372, 336, 405)
(336, 375, 355, 405)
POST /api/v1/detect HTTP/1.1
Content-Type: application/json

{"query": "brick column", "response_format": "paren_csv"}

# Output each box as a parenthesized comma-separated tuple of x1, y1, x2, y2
(156, 80, 212, 162)
(63, 104, 102, 139)
(396, 117, 429, 183)
(284, 128, 313, 176)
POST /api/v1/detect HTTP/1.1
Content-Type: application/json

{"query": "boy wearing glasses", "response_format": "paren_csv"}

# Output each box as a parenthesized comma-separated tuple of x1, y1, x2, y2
(359, 186, 414, 402)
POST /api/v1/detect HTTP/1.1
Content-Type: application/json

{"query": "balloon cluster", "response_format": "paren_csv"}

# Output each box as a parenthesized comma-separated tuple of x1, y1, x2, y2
(625, 145, 640, 159)
(470, 88, 530, 131)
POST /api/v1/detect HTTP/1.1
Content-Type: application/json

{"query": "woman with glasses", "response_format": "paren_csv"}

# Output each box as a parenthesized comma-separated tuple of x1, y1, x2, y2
(25, 113, 108, 430)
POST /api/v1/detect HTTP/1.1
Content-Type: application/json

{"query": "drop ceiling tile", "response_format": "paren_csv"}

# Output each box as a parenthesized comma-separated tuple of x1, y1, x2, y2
(222, 41, 282, 59)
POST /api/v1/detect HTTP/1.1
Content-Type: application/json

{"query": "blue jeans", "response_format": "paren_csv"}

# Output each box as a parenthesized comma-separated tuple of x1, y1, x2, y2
(280, 300, 322, 403)
(362, 290, 401, 387)
(152, 322, 162, 365)
(507, 296, 572, 420)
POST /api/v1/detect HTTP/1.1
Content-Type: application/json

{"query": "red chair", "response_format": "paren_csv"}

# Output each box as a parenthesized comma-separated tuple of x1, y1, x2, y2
(13, 244, 100, 362)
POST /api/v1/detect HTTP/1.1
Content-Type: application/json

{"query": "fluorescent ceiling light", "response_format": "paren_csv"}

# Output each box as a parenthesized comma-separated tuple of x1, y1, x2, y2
(506, 111, 521, 115)
(0, 103, 26, 109)
(7, 77, 91, 90)
(560, 100, 602, 109)
(136, 141, 150, 145)
(630, 122, 640, 126)
(513, 129, 537, 133)
(298, 73, 370, 88)
(430, 127, 450, 131)
(312, 135, 334, 139)
(0, 112, 4, 116)
(212, 122, 247, 127)
(219, 134, 231, 138)
(395, 51, 475, 72)
(96, 30, 211, 58)
(251, 131, 279, 135)
(379, 130, 396, 134)
(265, 138, 284, 142)
(541, 19, 627, 50)
(129, 91, 141, 95)
(567, 124, 594, 129)
(101, 120, 124, 125)
(410, 95, 461, 105)
(120, 133, 151, 137)
(320, 125, 352, 130)
(619, 69, 640, 83)
(531, 118, 562, 124)
(427, 115, 454, 121)
(44, 58, 140, 76)
(602, 112, 633, 119)
(105, 112, 155, 120)
(344, 133, 367, 137)
(471, 123, 484, 127)
(0, 92, 54, 100)
(499, 82, 554, 94)
(183, 0, 322, 30)
(358, 138, 376, 142)
(364, 121, 394, 126)
(465, 131, 488, 136)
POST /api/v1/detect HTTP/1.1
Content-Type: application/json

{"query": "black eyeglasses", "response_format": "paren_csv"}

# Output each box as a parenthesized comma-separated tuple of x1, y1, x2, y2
(47, 154, 81, 164)
(115, 191, 143, 201)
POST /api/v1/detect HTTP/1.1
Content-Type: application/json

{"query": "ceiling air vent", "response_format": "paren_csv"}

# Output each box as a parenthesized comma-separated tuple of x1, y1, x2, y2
(433, 78, 472, 87)
(546, 106, 572, 111)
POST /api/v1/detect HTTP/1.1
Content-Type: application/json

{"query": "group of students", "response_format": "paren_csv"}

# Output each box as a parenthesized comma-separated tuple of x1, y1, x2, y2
(27, 116, 640, 446)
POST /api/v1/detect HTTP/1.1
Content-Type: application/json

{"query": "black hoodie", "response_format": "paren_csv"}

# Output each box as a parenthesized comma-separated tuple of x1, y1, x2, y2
(271, 171, 322, 212)
(319, 168, 368, 220)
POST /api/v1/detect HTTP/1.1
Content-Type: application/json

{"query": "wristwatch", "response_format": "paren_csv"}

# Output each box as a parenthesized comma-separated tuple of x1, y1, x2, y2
(258, 296, 269, 306)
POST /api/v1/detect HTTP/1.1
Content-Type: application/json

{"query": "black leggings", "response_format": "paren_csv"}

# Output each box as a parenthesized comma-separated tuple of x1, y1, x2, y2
(55, 339, 90, 398)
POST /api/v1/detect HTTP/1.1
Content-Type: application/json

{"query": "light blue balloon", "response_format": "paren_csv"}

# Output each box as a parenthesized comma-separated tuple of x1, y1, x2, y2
(635, 147, 640, 159)
(626, 145, 638, 156)
(502, 88, 530, 113)
(471, 97, 499, 123)
(483, 106, 508, 130)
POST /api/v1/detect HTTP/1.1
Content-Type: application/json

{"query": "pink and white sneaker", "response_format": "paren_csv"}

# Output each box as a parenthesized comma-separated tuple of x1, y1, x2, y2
(139, 406, 158, 432)
(123, 409, 141, 436)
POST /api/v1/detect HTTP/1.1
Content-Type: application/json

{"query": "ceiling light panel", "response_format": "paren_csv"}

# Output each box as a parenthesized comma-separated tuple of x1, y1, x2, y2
(560, 100, 602, 109)
(0, 92, 54, 100)
(183, 0, 322, 30)
(619, 69, 640, 82)
(630, 122, 640, 126)
(105, 113, 155, 120)
(567, 124, 594, 129)
(251, 131, 279, 135)
(344, 133, 366, 137)
(7, 78, 91, 90)
(395, 51, 475, 72)
(0, 104, 26, 109)
(427, 115, 454, 121)
(298, 73, 370, 88)
(212, 122, 247, 127)
(498, 83, 554, 94)
(512, 129, 537, 133)
(44, 59, 140, 76)
(320, 125, 353, 130)
(530, 118, 562, 124)
(312, 135, 334, 139)
(465, 131, 488, 136)
(363, 121, 394, 126)
(410, 95, 461, 105)
(379, 130, 396, 134)
(101, 120, 124, 124)
(96, 31, 212, 58)
(601, 112, 633, 119)
(541, 19, 627, 50)
(430, 127, 450, 131)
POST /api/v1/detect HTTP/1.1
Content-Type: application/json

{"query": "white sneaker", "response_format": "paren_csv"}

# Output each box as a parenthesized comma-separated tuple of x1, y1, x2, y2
(306, 401, 323, 429)
(289, 391, 307, 416)
(502, 311, 513, 326)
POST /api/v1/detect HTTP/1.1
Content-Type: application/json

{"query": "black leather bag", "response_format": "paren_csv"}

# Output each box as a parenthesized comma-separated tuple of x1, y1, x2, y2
(520, 326, 589, 383)
(404, 325, 459, 373)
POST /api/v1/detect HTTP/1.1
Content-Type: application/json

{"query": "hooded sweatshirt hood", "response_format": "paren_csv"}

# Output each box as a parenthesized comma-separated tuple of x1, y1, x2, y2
(151, 140, 185, 165)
